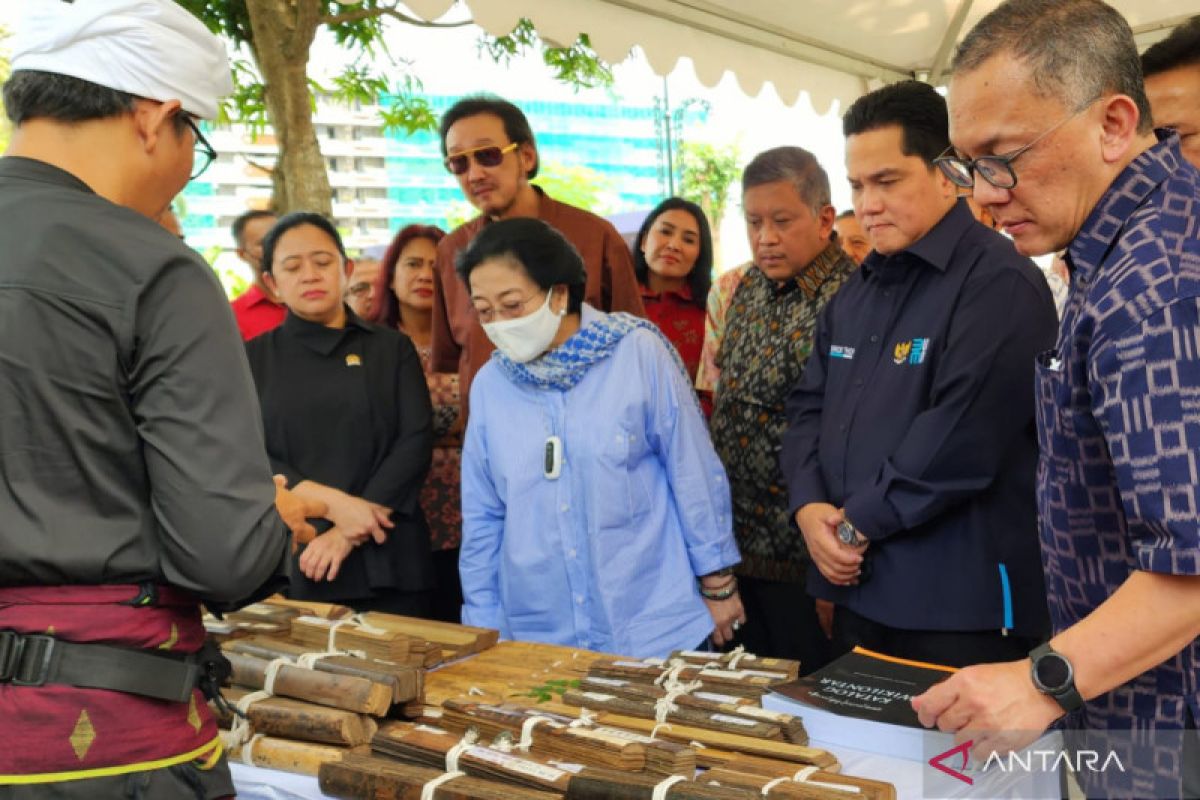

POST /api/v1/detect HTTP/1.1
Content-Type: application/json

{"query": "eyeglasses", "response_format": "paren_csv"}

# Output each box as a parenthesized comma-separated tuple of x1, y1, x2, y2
(443, 142, 519, 175)
(473, 291, 543, 324)
(934, 100, 1097, 190)
(181, 115, 217, 180)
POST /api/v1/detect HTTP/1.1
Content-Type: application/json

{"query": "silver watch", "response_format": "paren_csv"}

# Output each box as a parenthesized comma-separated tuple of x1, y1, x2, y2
(837, 519, 866, 546)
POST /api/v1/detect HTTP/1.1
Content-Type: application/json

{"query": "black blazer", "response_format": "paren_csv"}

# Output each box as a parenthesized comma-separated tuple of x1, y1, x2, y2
(245, 309, 435, 602)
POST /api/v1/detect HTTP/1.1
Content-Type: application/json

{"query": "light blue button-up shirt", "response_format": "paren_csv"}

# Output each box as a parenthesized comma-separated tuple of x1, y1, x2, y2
(460, 306, 739, 658)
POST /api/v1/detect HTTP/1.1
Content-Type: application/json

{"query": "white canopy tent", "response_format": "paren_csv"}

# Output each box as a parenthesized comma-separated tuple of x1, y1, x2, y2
(404, 0, 1200, 113)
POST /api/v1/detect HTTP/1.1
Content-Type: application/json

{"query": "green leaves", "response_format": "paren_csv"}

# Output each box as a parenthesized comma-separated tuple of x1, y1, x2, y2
(481, 19, 614, 91)
(523, 678, 580, 703)
(380, 75, 438, 135)
(679, 141, 742, 227)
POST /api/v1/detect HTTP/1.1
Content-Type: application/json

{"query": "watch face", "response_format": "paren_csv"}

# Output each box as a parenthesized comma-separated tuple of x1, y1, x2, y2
(1034, 652, 1071, 692)
(837, 521, 857, 546)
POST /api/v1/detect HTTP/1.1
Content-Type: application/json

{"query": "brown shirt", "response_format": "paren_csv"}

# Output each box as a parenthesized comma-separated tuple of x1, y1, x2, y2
(430, 187, 645, 405)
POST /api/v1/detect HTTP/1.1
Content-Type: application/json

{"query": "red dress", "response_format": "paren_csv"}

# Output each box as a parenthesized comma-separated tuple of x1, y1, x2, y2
(638, 284, 706, 382)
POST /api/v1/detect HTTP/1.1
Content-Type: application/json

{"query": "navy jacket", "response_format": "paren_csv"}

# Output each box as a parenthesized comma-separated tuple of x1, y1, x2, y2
(781, 200, 1055, 636)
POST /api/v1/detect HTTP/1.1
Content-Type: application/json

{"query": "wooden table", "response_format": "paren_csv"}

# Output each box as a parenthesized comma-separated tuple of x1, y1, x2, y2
(424, 640, 605, 710)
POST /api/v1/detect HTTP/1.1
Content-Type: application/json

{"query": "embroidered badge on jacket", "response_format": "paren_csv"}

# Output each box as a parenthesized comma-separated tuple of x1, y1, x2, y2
(893, 338, 929, 365)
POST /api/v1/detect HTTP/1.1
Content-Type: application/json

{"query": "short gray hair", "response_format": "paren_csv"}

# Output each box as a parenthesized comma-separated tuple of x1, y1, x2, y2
(952, 0, 1152, 134)
(741, 146, 831, 214)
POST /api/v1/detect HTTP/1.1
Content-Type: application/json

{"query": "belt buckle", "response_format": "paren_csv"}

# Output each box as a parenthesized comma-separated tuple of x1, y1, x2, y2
(11, 634, 55, 687)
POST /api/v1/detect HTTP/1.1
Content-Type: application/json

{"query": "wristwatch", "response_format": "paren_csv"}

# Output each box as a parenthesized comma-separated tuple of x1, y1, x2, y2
(1029, 642, 1084, 713)
(837, 518, 867, 546)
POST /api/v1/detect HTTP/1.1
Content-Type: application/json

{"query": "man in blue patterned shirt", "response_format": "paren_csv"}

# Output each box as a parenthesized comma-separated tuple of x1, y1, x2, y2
(913, 1, 1200, 796)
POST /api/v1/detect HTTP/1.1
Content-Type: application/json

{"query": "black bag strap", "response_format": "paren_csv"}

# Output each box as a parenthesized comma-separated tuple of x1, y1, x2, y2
(0, 630, 224, 704)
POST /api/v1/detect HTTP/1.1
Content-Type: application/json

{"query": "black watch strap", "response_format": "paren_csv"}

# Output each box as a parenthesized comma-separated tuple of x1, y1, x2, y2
(1029, 642, 1084, 713)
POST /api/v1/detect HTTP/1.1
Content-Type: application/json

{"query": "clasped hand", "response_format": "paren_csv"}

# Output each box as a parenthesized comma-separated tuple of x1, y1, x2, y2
(794, 502, 867, 586)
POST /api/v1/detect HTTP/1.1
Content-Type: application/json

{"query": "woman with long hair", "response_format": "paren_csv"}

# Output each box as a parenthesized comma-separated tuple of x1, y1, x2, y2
(632, 197, 714, 383)
(371, 224, 464, 621)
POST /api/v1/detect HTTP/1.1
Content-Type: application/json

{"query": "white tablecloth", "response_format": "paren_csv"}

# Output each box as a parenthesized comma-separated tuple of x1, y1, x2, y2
(230, 762, 328, 800)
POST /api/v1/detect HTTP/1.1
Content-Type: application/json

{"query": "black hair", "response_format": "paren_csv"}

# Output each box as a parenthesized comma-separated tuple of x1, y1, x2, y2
(4, 70, 136, 124)
(842, 81, 950, 165)
(741, 147, 831, 214)
(1142, 16, 1200, 77)
(231, 209, 278, 249)
(632, 197, 712, 310)
(3, 70, 188, 136)
(455, 218, 585, 314)
(438, 94, 539, 179)
(260, 212, 347, 274)
(953, 0, 1152, 135)
(835, 209, 856, 220)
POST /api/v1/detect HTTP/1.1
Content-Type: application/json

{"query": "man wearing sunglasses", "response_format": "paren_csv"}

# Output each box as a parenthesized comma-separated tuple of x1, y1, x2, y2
(429, 95, 644, 409)
(0, 1, 321, 795)
(912, 2, 1200, 797)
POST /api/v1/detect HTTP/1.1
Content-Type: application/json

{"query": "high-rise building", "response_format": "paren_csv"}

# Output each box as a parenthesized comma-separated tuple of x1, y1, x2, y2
(181, 93, 668, 257)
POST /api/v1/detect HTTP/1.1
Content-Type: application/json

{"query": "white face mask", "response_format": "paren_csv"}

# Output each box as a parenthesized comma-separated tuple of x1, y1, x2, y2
(482, 289, 566, 363)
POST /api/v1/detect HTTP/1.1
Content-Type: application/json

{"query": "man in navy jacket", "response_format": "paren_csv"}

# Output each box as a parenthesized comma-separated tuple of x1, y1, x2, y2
(781, 80, 1056, 668)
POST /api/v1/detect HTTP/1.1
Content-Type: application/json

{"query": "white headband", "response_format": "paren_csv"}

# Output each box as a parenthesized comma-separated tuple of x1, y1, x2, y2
(11, 0, 234, 119)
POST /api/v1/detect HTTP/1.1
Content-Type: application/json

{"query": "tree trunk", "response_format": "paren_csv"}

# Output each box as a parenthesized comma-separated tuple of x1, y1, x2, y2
(244, 0, 332, 216)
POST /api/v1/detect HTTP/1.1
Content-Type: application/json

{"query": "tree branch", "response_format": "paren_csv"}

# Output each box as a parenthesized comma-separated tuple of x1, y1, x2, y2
(320, 4, 473, 28)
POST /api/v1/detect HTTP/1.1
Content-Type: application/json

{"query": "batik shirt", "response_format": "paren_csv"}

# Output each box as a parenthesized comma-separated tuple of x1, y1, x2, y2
(1037, 132, 1200, 797)
(708, 243, 855, 580)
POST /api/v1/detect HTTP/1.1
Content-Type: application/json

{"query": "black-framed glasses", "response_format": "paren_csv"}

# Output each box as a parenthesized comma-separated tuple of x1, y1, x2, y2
(443, 142, 519, 175)
(934, 100, 1098, 190)
(181, 115, 217, 180)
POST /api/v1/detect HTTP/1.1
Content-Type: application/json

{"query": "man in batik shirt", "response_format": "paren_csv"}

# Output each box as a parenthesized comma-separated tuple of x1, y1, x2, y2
(916, 2, 1200, 795)
(702, 146, 855, 673)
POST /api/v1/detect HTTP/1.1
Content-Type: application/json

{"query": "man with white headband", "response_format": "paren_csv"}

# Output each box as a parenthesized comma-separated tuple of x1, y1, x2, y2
(0, 1, 322, 795)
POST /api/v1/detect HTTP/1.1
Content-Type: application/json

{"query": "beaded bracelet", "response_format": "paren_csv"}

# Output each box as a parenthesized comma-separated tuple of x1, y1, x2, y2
(699, 576, 739, 601)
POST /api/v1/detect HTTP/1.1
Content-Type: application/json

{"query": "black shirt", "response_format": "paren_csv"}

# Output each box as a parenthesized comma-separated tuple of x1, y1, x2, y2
(0, 157, 289, 602)
(245, 310, 434, 602)
(781, 200, 1056, 635)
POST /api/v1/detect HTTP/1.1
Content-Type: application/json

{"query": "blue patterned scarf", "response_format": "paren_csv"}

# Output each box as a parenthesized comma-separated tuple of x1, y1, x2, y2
(492, 308, 689, 391)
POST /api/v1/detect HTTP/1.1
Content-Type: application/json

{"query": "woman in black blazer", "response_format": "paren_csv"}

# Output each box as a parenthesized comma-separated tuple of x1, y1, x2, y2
(245, 212, 435, 615)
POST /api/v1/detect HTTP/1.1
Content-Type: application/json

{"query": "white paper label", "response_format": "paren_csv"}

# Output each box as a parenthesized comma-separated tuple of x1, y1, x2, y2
(679, 650, 721, 660)
(548, 760, 585, 774)
(712, 713, 759, 727)
(694, 691, 742, 704)
(733, 706, 790, 722)
(580, 691, 617, 702)
(584, 677, 628, 688)
(612, 660, 652, 669)
(466, 747, 565, 781)
(570, 726, 655, 746)
(414, 724, 449, 735)
(736, 669, 789, 679)
(700, 668, 750, 680)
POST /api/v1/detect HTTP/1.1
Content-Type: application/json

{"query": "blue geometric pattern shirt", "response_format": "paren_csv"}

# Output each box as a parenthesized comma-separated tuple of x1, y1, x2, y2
(1036, 132, 1200, 796)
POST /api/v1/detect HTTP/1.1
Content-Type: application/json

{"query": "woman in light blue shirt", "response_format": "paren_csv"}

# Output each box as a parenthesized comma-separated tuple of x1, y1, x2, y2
(457, 218, 743, 658)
